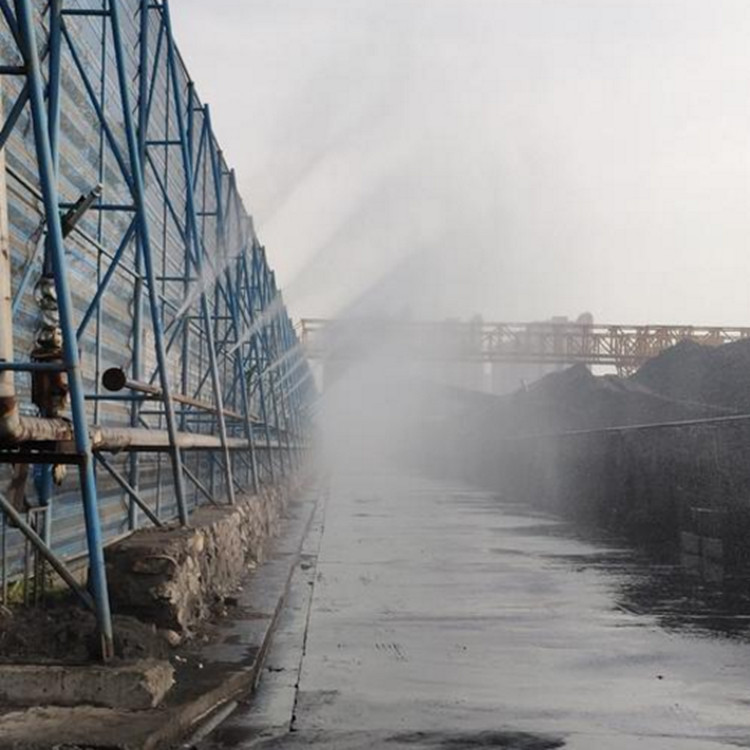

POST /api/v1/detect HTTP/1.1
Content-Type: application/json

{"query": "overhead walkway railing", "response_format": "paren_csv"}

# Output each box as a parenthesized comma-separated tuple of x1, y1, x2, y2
(300, 318, 750, 377)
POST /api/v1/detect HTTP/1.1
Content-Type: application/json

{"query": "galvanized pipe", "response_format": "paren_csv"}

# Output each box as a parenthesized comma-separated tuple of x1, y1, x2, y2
(90, 427, 250, 452)
(0, 80, 21, 443)
(0, 418, 285, 451)
(102, 367, 257, 423)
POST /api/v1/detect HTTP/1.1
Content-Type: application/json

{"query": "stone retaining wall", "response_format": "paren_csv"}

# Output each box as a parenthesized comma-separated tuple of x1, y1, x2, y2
(104, 487, 286, 631)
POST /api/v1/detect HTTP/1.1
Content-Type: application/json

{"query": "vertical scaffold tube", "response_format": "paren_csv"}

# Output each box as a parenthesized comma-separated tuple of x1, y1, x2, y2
(13, 0, 114, 660)
(109, 0, 189, 524)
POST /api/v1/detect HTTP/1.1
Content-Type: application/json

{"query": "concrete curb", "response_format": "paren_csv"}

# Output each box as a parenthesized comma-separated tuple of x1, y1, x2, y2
(144, 535, 306, 750)
(0, 659, 174, 711)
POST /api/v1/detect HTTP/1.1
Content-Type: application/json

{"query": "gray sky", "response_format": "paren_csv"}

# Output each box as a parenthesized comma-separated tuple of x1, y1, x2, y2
(173, 0, 750, 326)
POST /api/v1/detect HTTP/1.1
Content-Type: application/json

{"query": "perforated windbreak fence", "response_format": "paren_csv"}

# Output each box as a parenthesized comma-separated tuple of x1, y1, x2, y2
(0, 1, 313, 580)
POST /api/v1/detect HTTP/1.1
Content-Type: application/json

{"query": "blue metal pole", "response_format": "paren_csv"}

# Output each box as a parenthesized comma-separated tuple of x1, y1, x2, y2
(47, 0, 62, 173)
(238, 247, 271, 482)
(92, 0, 108, 429)
(226, 260, 259, 493)
(279, 315, 302, 467)
(205, 114, 260, 493)
(181, 80, 195, 440)
(143, 13, 165, 131)
(126, 0, 152, 531)
(108, 0, 189, 525)
(268, 282, 295, 469)
(33, 0, 64, 541)
(247, 247, 276, 480)
(155, 43, 170, 520)
(191, 117, 208, 192)
(186, 80, 194, 162)
(14, 0, 114, 660)
(258, 256, 286, 477)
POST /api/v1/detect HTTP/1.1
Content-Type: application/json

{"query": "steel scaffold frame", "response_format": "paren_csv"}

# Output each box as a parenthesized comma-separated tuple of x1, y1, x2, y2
(0, 0, 314, 659)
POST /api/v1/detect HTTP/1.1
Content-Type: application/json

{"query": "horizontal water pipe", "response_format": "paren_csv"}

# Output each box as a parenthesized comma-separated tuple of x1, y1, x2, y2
(102, 366, 260, 423)
(0, 418, 294, 452)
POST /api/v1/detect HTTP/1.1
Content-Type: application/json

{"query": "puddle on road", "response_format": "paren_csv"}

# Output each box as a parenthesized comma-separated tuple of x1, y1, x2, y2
(389, 729, 565, 749)
(441, 487, 750, 642)
(498, 507, 750, 643)
(212, 730, 567, 750)
(614, 557, 750, 641)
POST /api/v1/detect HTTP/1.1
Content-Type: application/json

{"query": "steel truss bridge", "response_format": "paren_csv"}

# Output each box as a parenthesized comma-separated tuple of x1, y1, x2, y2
(300, 318, 750, 376)
(0, 0, 314, 658)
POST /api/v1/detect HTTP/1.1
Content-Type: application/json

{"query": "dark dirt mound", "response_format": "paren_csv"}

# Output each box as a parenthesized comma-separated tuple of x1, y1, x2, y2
(632, 338, 750, 411)
(0, 604, 168, 663)
(504, 363, 724, 434)
(412, 359, 731, 452)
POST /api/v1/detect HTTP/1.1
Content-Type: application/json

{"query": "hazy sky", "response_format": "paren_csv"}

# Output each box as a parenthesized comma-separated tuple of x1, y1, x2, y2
(173, 1, 750, 326)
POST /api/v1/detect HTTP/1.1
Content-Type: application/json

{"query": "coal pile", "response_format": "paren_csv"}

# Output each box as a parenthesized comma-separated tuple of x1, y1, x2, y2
(632, 338, 750, 412)
(406, 353, 733, 461)
(502, 362, 725, 435)
(410, 338, 750, 554)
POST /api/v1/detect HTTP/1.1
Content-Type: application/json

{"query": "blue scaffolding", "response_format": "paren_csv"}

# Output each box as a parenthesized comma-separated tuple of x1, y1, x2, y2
(0, 0, 314, 659)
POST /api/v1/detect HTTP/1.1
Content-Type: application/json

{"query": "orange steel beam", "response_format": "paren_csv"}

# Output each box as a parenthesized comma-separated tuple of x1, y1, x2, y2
(298, 318, 750, 376)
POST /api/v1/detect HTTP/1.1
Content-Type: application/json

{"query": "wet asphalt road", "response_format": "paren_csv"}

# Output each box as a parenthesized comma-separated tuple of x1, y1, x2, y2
(201, 470, 750, 749)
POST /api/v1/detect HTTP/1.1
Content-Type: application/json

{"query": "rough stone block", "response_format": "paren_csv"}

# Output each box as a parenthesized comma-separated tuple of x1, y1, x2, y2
(104, 487, 287, 631)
